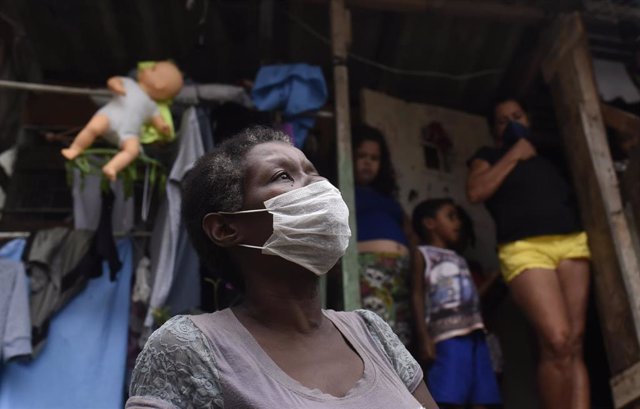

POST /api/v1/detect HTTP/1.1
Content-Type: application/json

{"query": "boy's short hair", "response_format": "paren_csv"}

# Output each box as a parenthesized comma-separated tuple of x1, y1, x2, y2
(411, 198, 455, 242)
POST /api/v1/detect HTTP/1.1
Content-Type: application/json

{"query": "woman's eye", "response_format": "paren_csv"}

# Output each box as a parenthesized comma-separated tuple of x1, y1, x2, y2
(277, 172, 293, 181)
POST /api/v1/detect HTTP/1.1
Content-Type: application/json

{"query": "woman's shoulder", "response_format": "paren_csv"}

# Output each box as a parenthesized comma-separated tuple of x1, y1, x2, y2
(325, 309, 403, 349)
(128, 315, 223, 408)
(339, 310, 423, 392)
(148, 315, 204, 346)
(136, 315, 218, 378)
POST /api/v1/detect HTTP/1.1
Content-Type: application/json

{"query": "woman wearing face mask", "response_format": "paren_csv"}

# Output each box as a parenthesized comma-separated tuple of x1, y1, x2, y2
(352, 125, 415, 347)
(126, 126, 438, 409)
(466, 97, 591, 409)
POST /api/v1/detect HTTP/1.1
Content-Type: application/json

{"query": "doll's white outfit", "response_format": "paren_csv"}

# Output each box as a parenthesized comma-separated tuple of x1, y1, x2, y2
(97, 77, 159, 147)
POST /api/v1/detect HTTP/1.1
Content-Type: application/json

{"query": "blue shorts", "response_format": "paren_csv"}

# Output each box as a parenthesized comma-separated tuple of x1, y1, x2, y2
(427, 331, 502, 405)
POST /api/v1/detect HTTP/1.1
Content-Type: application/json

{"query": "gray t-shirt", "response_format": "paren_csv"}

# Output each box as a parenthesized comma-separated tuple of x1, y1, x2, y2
(127, 309, 424, 409)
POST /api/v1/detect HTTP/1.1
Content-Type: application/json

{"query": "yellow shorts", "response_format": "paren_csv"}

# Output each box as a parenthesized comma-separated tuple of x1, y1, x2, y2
(498, 232, 590, 283)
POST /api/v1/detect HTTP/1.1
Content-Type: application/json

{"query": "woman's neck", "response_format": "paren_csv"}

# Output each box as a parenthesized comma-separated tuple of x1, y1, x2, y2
(236, 270, 324, 334)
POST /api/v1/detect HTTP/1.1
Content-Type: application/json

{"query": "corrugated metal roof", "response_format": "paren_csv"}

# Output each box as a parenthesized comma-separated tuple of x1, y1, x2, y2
(2, 0, 638, 114)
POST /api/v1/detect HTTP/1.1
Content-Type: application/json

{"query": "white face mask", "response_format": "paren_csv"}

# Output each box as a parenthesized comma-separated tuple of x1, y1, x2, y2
(218, 180, 351, 276)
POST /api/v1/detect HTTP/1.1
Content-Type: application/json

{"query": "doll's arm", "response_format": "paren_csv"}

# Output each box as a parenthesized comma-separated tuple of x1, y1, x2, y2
(107, 77, 126, 96)
(150, 115, 171, 135)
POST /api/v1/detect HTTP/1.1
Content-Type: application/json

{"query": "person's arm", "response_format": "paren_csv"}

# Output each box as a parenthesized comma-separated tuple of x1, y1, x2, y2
(107, 76, 126, 96)
(466, 138, 536, 203)
(412, 380, 439, 409)
(411, 248, 435, 364)
(151, 114, 171, 135)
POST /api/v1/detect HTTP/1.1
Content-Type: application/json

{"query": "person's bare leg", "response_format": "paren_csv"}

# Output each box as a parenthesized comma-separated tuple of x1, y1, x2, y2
(102, 137, 140, 181)
(508, 268, 573, 409)
(557, 259, 591, 409)
(61, 114, 110, 160)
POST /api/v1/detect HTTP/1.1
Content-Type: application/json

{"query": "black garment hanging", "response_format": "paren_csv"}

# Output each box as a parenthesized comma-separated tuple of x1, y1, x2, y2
(89, 189, 122, 281)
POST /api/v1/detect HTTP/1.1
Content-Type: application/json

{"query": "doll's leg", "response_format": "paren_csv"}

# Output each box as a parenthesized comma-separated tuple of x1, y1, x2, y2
(61, 114, 110, 160)
(102, 137, 141, 181)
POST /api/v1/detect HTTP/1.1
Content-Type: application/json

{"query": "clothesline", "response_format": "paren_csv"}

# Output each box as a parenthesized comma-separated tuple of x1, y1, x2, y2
(0, 231, 152, 239)
(0, 79, 334, 118)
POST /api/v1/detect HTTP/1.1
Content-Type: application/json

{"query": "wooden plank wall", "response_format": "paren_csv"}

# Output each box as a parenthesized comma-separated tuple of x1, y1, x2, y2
(541, 13, 640, 409)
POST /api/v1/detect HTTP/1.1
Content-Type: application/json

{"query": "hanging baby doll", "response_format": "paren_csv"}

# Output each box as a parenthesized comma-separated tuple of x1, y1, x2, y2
(61, 61, 184, 181)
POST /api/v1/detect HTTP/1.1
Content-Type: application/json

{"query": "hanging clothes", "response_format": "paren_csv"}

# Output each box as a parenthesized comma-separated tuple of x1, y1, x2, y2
(0, 239, 133, 409)
(25, 227, 94, 356)
(146, 107, 204, 327)
(251, 64, 328, 147)
(26, 190, 122, 356)
(0, 259, 31, 363)
(0, 238, 26, 261)
(72, 169, 134, 233)
(196, 105, 215, 153)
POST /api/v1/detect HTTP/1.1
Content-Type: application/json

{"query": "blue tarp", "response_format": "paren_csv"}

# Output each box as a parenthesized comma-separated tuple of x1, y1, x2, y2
(0, 239, 133, 409)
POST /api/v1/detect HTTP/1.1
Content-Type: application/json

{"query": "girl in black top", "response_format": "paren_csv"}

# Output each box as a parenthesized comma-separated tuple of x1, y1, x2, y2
(466, 97, 591, 409)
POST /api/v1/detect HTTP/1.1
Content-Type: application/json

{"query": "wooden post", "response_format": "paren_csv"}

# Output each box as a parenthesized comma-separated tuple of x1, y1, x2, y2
(541, 13, 640, 409)
(330, 0, 360, 311)
(622, 147, 640, 240)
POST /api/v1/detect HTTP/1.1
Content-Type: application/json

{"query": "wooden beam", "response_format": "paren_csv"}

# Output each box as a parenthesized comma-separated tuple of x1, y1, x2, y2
(601, 104, 640, 139)
(330, 0, 360, 311)
(612, 360, 640, 409)
(542, 12, 640, 408)
(302, 0, 548, 23)
(541, 13, 584, 82)
(622, 146, 640, 248)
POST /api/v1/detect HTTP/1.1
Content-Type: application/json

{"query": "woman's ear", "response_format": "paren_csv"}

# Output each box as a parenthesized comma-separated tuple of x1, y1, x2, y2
(202, 213, 241, 247)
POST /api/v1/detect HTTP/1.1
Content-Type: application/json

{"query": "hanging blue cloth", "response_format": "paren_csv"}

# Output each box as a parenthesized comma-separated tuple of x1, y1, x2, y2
(251, 64, 327, 147)
(0, 238, 133, 409)
(0, 239, 26, 262)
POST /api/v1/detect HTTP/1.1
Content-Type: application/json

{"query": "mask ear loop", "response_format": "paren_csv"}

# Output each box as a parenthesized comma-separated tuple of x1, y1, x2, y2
(201, 208, 269, 224)
(201, 207, 271, 246)
(217, 208, 269, 215)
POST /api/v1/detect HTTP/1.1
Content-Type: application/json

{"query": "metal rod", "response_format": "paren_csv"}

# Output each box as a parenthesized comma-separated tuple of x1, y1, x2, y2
(0, 79, 112, 97)
(0, 231, 152, 239)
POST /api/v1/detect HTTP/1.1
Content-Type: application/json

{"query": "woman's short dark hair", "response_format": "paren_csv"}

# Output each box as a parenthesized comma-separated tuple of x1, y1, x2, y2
(352, 124, 399, 197)
(411, 198, 455, 242)
(181, 126, 291, 289)
(485, 95, 529, 133)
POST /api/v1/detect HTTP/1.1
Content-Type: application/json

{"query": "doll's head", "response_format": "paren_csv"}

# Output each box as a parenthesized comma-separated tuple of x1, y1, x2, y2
(137, 61, 183, 101)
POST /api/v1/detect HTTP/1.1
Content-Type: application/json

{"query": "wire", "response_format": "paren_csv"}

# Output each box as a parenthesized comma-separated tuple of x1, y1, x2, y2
(283, 9, 504, 81)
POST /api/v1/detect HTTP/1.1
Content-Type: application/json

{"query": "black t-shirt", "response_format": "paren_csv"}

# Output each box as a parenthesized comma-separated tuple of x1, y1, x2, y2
(468, 145, 582, 244)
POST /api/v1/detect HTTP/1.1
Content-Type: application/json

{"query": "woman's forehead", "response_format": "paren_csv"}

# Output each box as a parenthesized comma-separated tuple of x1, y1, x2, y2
(245, 142, 309, 170)
(358, 140, 380, 151)
(495, 100, 523, 116)
(248, 141, 302, 158)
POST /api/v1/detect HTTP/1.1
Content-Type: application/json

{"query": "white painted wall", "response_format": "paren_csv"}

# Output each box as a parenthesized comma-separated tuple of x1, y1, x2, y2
(360, 88, 499, 272)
